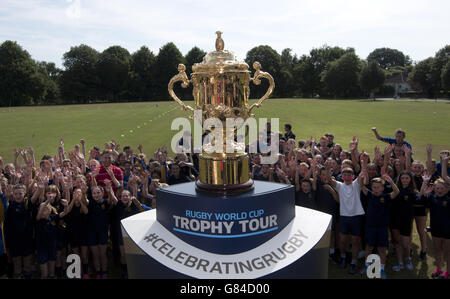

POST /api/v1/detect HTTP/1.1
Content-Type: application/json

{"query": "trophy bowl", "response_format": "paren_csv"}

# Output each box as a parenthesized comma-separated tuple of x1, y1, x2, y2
(168, 31, 275, 195)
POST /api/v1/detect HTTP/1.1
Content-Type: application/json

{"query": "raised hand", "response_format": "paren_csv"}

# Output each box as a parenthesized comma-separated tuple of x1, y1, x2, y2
(374, 146, 381, 158)
(104, 178, 112, 193)
(38, 174, 50, 189)
(91, 168, 100, 178)
(54, 168, 64, 178)
(422, 170, 431, 183)
(288, 156, 296, 168)
(105, 166, 115, 178)
(403, 144, 411, 156)
(423, 183, 434, 196)
(441, 152, 449, 163)
(80, 181, 88, 193)
(426, 144, 432, 154)
(381, 173, 392, 183)
(63, 176, 73, 191)
(384, 144, 392, 155)
(138, 144, 143, 153)
(360, 151, 369, 163)
(311, 157, 318, 169)
(5, 185, 13, 199)
(60, 199, 68, 207)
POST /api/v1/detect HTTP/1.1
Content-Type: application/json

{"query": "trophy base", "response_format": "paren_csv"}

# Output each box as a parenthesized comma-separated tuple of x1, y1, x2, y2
(197, 153, 253, 195)
(195, 179, 254, 195)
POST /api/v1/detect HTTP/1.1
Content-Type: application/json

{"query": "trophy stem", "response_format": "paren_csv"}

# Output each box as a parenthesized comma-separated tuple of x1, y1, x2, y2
(196, 153, 254, 195)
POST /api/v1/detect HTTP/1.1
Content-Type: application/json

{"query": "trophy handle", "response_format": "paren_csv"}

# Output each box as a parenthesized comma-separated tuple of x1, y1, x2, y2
(168, 64, 195, 112)
(249, 61, 275, 112)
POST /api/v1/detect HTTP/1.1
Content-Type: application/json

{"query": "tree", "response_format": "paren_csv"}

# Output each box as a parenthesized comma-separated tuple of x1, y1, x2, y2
(367, 48, 409, 69)
(60, 44, 100, 104)
(185, 46, 207, 76)
(278, 48, 296, 97)
(359, 60, 385, 100)
(36, 61, 62, 104)
(245, 45, 281, 98)
(432, 45, 450, 93)
(321, 52, 362, 98)
(97, 46, 131, 102)
(441, 60, 450, 93)
(433, 45, 450, 73)
(154, 42, 185, 100)
(292, 55, 316, 97)
(0, 41, 45, 106)
(294, 45, 354, 97)
(409, 57, 437, 97)
(183, 47, 207, 100)
(129, 46, 156, 101)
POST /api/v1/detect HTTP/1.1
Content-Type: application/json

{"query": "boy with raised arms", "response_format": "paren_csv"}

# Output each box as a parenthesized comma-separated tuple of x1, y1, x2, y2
(360, 175, 400, 279)
(327, 152, 369, 275)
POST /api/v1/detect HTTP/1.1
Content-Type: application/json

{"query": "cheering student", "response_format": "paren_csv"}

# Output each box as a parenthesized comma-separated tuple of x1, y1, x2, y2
(422, 177, 449, 279)
(0, 179, 7, 277)
(4, 185, 34, 279)
(390, 171, 418, 272)
(94, 150, 123, 267)
(114, 190, 151, 278)
(371, 127, 412, 150)
(410, 160, 428, 260)
(66, 187, 89, 279)
(295, 176, 316, 210)
(327, 151, 368, 275)
(35, 190, 70, 279)
(283, 124, 296, 141)
(313, 165, 340, 263)
(84, 183, 117, 279)
(360, 175, 400, 279)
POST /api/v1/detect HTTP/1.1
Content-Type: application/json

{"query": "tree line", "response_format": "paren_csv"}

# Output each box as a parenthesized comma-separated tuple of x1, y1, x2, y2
(0, 40, 449, 106)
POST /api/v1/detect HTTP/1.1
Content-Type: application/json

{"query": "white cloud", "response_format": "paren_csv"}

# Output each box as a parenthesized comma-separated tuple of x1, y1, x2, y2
(66, 0, 81, 19)
(0, 0, 449, 67)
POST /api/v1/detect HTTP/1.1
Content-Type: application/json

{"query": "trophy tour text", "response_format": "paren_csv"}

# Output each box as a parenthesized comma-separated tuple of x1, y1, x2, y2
(173, 209, 277, 236)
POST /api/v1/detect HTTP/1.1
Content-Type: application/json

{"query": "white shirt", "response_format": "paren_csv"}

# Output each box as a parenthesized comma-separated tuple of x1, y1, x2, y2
(335, 179, 365, 217)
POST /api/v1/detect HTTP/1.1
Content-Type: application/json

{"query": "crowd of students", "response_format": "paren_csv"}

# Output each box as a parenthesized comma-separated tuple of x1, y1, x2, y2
(0, 125, 448, 279)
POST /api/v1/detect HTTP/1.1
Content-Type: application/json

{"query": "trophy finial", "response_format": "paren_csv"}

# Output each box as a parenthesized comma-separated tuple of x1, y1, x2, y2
(215, 31, 224, 52)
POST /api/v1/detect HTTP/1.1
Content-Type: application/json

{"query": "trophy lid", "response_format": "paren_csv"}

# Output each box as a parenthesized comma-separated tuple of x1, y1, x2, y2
(192, 31, 249, 73)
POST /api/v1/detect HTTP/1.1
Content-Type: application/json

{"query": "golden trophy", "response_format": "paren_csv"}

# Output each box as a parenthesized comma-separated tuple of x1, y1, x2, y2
(168, 31, 275, 195)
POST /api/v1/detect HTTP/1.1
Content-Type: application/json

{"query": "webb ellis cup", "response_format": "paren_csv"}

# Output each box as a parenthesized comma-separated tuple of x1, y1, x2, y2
(168, 31, 275, 195)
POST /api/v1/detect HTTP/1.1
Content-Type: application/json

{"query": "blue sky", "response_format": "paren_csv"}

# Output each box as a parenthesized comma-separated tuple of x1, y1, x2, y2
(1, 0, 449, 68)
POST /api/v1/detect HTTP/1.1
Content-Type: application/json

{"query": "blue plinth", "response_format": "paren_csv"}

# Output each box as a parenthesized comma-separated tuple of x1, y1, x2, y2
(122, 181, 332, 279)
(156, 181, 295, 254)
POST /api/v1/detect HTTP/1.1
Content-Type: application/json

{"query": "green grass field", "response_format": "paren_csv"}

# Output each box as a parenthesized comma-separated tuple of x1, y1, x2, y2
(0, 98, 449, 163)
(0, 98, 449, 279)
